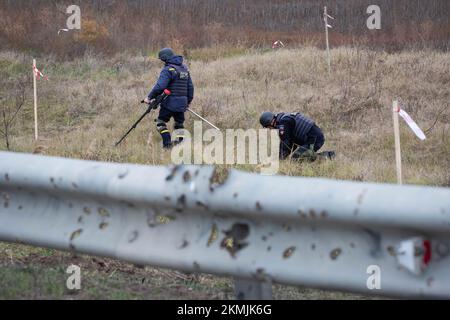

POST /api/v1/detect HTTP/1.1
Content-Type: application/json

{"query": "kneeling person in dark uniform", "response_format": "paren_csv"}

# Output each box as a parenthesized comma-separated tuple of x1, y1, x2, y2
(260, 111, 333, 160)
(144, 48, 194, 149)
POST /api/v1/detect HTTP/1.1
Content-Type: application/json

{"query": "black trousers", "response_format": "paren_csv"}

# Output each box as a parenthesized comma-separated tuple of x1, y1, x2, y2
(158, 107, 185, 125)
(293, 124, 325, 157)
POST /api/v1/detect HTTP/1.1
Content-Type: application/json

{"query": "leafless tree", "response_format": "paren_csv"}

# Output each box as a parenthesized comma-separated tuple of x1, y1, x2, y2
(0, 77, 26, 150)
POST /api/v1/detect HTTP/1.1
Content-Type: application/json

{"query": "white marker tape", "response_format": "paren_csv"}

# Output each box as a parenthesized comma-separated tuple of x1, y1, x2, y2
(398, 109, 426, 141)
(33, 65, 49, 81)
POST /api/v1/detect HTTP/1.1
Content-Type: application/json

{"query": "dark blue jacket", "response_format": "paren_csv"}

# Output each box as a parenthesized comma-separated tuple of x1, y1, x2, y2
(148, 56, 194, 112)
(275, 112, 316, 159)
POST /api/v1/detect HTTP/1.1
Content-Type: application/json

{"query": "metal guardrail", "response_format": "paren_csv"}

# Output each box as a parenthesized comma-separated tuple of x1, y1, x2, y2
(0, 151, 449, 299)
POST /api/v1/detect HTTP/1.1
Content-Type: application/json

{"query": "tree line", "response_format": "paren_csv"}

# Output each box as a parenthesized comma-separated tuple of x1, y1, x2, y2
(1, 0, 449, 57)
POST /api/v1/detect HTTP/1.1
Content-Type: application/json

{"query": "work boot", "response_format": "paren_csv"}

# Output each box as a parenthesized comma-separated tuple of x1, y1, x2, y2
(317, 151, 336, 160)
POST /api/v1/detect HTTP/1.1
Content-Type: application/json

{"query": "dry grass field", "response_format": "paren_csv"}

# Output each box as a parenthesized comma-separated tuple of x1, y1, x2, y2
(0, 46, 449, 299)
(1, 47, 449, 184)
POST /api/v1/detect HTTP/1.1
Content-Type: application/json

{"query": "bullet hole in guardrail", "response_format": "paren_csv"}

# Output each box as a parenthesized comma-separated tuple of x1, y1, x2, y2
(256, 268, 265, 275)
(166, 165, 181, 181)
(4, 174, 10, 181)
(255, 202, 263, 211)
(193, 261, 200, 270)
(221, 223, 249, 258)
(98, 207, 110, 217)
(357, 189, 368, 205)
(148, 213, 176, 227)
(118, 170, 129, 179)
(176, 195, 186, 212)
(283, 246, 296, 259)
(83, 207, 91, 215)
(72, 182, 78, 189)
(267, 246, 272, 252)
(99, 222, 109, 230)
(179, 239, 189, 249)
(330, 248, 342, 260)
(70, 229, 83, 241)
(18, 206, 22, 210)
(160, 215, 176, 224)
(350, 243, 356, 249)
(128, 230, 138, 243)
(387, 246, 396, 256)
(183, 171, 191, 183)
(209, 166, 230, 192)
(311, 244, 316, 250)
(2, 192, 10, 208)
(261, 236, 267, 241)
(120, 200, 135, 208)
(196, 201, 209, 210)
(207, 223, 218, 247)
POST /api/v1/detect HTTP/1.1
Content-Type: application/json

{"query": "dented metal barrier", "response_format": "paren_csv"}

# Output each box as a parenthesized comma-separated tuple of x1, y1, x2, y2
(0, 151, 450, 299)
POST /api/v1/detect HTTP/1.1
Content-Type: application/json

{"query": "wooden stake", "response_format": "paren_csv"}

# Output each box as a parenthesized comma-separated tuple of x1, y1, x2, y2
(324, 6, 331, 75)
(393, 100, 402, 185)
(33, 58, 38, 141)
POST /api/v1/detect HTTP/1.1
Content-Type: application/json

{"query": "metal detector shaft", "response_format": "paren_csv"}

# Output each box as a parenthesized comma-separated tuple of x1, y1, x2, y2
(187, 108, 221, 131)
(114, 109, 151, 147)
(115, 90, 171, 147)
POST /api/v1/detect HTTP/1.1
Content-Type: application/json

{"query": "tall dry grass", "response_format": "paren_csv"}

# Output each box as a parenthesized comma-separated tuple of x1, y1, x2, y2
(0, 47, 449, 186)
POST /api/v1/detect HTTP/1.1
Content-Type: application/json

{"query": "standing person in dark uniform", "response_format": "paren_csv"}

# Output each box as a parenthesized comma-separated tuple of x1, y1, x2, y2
(259, 111, 333, 160)
(144, 48, 194, 149)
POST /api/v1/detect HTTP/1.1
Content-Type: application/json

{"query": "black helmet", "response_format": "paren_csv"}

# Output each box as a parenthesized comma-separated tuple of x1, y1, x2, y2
(259, 111, 275, 127)
(158, 48, 175, 62)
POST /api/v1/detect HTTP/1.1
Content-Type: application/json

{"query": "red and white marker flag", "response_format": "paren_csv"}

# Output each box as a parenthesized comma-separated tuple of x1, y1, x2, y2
(324, 11, 334, 28)
(395, 104, 426, 140)
(33, 65, 49, 81)
(272, 40, 285, 49)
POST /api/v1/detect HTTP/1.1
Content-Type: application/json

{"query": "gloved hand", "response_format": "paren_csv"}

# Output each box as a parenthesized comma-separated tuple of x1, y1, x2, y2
(151, 99, 159, 109)
(143, 97, 154, 104)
